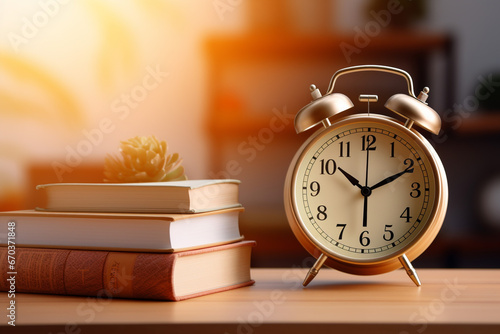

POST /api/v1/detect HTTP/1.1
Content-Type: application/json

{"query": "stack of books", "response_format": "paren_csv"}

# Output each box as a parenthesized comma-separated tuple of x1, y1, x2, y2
(0, 179, 255, 301)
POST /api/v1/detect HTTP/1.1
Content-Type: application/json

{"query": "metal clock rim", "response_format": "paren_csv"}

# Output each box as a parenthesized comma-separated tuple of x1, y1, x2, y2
(284, 113, 448, 275)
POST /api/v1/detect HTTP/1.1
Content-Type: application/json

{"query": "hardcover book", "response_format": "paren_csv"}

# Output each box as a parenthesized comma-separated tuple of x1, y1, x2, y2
(0, 241, 255, 301)
(0, 208, 243, 252)
(35, 179, 241, 213)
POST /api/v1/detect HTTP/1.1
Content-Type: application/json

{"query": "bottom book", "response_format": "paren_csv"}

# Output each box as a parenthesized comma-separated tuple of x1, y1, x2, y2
(0, 240, 255, 301)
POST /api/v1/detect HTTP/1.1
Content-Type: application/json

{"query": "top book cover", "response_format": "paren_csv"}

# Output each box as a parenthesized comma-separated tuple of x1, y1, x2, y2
(35, 179, 241, 214)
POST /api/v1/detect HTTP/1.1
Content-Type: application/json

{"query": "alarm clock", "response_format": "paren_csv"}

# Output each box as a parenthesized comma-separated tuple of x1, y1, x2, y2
(284, 65, 448, 286)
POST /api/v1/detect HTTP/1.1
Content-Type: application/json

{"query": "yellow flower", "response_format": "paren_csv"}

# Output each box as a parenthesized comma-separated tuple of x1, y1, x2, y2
(104, 136, 187, 182)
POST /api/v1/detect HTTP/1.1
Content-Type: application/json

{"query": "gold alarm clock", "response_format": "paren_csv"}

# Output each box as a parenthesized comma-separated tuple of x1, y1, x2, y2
(284, 65, 448, 286)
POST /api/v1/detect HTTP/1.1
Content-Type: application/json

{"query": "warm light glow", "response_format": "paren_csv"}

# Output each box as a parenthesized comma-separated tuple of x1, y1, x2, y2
(0, 0, 238, 208)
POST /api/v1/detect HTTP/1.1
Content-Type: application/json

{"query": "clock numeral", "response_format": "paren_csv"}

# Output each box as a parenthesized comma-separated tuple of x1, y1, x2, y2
(410, 182, 421, 198)
(390, 142, 395, 158)
(336, 224, 346, 240)
(361, 135, 377, 151)
(320, 159, 337, 175)
(404, 158, 415, 172)
(310, 181, 320, 197)
(383, 225, 394, 241)
(339, 141, 351, 157)
(400, 207, 412, 223)
(359, 230, 370, 246)
(317, 205, 327, 221)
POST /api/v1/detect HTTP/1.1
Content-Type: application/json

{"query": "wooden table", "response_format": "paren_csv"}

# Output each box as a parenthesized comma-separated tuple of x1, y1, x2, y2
(1, 268, 499, 333)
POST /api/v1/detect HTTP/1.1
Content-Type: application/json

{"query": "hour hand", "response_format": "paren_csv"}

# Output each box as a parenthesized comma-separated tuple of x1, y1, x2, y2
(370, 167, 414, 191)
(338, 167, 363, 189)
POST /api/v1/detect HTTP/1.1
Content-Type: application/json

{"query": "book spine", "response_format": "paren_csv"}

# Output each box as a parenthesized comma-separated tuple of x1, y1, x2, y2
(0, 247, 177, 300)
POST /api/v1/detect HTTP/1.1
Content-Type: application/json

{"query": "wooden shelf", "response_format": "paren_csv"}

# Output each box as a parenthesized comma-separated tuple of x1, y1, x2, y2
(455, 113, 500, 135)
(205, 31, 452, 58)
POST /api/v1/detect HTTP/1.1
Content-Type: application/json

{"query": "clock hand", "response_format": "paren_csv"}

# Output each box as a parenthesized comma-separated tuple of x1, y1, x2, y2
(362, 194, 368, 227)
(364, 146, 370, 188)
(362, 139, 371, 227)
(370, 165, 414, 191)
(338, 167, 363, 189)
(339, 167, 371, 227)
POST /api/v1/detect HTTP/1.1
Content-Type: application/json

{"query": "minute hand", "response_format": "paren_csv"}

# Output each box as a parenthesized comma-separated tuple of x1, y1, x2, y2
(370, 167, 414, 191)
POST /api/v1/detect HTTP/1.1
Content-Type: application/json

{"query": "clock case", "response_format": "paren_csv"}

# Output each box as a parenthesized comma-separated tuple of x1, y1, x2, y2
(284, 114, 448, 275)
(283, 65, 449, 285)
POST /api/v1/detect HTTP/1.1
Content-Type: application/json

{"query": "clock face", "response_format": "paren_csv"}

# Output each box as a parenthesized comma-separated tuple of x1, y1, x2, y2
(291, 115, 438, 263)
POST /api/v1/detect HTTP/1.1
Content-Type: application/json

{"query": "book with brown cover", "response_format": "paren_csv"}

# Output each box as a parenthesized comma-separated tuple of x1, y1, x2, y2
(0, 241, 255, 301)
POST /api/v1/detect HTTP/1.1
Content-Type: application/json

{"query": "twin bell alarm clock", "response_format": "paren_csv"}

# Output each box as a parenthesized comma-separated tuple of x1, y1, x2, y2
(284, 65, 448, 286)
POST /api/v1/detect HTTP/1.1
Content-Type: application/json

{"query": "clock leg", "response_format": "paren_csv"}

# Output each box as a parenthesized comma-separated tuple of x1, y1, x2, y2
(399, 253, 422, 287)
(303, 253, 327, 287)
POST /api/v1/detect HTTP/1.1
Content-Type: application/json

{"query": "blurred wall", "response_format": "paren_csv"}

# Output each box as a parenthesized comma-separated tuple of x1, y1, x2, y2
(338, 0, 500, 101)
(0, 0, 246, 206)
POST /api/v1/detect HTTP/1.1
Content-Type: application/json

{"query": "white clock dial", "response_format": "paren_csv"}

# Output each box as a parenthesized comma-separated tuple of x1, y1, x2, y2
(292, 116, 437, 262)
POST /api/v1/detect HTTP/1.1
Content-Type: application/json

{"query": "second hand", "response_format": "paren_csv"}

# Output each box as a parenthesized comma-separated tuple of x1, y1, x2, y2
(362, 146, 370, 228)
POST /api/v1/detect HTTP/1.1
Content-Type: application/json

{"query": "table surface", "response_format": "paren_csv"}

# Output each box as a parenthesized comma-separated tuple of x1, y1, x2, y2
(2, 268, 500, 333)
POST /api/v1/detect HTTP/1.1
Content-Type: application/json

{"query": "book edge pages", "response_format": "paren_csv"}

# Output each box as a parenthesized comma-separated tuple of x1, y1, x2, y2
(172, 240, 256, 300)
(0, 207, 244, 220)
(173, 280, 255, 301)
(34, 203, 243, 214)
(1, 236, 246, 253)
(174, 240, 256, 258)
(36, 179, 241, 190)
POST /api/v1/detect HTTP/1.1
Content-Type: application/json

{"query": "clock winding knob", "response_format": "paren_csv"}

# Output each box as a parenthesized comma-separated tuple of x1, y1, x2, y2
(310, 84, 322, 100)
(417, 87, 430, 104)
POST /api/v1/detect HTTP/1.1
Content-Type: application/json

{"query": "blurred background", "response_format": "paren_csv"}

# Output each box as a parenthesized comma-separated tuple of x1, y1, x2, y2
(1, 0, 499, 268)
